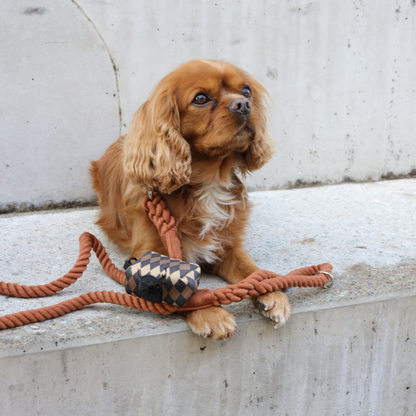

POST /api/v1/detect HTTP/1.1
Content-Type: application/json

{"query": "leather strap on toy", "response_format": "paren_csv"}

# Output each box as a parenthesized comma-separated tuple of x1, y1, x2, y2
(0, 193, 334, 330)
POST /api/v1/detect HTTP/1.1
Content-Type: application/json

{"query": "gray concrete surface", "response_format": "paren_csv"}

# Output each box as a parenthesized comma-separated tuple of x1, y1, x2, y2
(0, 179, 415, 415)
(1, 0, 416, 210)
(1, 295, 416, 416)
(0, 0, 120, 209)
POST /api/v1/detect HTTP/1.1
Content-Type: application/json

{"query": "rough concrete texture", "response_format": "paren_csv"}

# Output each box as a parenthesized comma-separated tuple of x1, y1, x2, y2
(1, 0, 416, 209)
(0, 180, 415, 415)
(2, 295, 415, 416)
(0, 0, 120, 208)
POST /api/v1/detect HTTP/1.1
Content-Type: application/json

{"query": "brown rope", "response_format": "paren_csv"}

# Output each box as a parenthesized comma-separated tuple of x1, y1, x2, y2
(141, 192, 183, 260)
(0, 193, 334, 330)
(0, 232, 125, 298)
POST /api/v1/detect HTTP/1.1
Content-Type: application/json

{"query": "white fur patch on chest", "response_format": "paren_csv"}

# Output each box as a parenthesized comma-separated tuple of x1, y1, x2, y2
(184, 184, 239, 265)
(197, 184, 238, 238)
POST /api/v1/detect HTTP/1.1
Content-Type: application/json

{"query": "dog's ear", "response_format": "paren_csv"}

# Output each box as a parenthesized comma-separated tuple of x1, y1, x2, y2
(239, 80, 274, 174)
(123, 88, 191, 194)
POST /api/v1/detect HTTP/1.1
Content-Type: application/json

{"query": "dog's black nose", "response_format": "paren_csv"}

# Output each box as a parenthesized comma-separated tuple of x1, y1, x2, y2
(228, 98, 251, 116)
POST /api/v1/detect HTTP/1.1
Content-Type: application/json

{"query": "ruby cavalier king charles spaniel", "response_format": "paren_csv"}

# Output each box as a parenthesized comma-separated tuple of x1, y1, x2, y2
(90, 60, 290, 340)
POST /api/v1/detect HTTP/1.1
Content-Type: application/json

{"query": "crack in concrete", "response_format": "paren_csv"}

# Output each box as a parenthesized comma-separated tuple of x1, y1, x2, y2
(69, 0, 123, 135)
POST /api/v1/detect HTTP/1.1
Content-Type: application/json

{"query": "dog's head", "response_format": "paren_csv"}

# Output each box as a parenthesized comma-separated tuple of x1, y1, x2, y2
(124, 60, 273, 193)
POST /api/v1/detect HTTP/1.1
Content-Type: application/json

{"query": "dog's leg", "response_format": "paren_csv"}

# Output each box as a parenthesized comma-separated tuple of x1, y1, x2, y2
(180, 307, 237, 340)
(213, 247, 291, 329)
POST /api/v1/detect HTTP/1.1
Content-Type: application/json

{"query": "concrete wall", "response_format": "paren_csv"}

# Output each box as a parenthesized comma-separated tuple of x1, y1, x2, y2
(2, 293, 415, 416)
(1, 0, 416, 209)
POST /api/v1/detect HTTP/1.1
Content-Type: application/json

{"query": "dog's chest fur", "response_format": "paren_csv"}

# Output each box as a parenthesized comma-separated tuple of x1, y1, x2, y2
(180, 184, 240, 265)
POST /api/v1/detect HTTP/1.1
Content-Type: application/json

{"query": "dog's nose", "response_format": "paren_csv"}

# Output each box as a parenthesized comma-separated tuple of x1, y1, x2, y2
(228, 98, 251, 116)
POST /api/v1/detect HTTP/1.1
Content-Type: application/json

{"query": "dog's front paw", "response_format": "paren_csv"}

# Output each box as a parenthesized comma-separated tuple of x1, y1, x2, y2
(182, 306, 237, 340)
(256, 291, 291, 329)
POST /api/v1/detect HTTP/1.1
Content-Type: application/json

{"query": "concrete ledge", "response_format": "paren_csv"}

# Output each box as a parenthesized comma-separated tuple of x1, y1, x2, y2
(1, 179, 415, 415)
(2, 292, 415, 415)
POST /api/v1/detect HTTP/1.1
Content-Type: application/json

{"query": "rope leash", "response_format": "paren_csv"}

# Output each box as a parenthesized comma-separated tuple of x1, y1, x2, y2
(0, 193, 334, 330)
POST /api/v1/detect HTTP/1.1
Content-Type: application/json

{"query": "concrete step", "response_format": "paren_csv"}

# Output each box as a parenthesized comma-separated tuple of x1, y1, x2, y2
(1, 179, 415, 415)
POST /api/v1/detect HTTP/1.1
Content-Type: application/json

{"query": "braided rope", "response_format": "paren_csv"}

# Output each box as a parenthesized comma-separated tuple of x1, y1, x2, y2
(0, 192, 334, 330)
(0, 290, 179, 330)
(0, 232, 125, 298)
(141, 192, 183, 260)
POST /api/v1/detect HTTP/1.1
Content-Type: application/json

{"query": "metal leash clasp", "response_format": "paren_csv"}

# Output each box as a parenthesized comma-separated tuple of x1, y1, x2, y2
(148, 190, 153, 201)
(318, 271, 334, 289)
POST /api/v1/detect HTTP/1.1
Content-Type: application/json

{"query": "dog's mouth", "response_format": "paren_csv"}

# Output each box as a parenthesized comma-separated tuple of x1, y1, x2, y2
(238, 124, 255, 139)
(234, 120, 255, 150)
(201, 119, 256, 156)
(237, 117, 255, 134)
(207, 124, 254, 155)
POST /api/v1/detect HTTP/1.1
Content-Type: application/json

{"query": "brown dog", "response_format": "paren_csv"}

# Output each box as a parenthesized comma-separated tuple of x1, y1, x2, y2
(90, 60, 290, 340)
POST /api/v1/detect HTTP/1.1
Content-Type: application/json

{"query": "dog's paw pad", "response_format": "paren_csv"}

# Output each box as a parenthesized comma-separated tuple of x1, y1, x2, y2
(256, 291, 291, 329)
(185, 307, 237, 341)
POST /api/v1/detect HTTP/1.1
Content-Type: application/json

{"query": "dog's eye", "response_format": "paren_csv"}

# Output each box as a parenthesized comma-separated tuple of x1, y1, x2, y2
(242, 87, 251, 98)
(192, 93, 210, 105)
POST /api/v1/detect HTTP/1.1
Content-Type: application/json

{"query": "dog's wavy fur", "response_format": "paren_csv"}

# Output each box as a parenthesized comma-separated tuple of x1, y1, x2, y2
(91, 60, 290, 339)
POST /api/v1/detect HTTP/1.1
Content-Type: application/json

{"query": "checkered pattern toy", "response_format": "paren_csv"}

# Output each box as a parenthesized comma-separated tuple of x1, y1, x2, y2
(124, 251, 201, 307)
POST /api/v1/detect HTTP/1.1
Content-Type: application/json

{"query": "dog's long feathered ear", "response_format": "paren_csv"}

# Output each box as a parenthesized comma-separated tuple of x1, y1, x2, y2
(123, 88, 191, 194)
(239, 79, 274, 175)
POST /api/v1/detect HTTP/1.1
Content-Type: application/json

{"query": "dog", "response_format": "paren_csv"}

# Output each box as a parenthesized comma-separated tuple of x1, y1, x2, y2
(90, 60, 290, 340)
